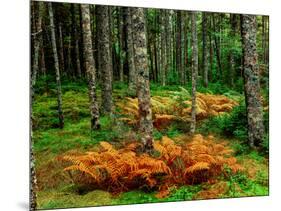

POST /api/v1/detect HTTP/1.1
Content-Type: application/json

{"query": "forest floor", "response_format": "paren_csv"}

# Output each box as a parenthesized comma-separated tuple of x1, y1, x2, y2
(32, 81, 269, 209)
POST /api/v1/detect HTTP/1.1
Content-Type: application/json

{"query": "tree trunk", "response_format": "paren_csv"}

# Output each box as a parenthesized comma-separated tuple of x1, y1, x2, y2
(118, 8, 125, 82)
(131, 8, 154, 152)
(229, 14, 237, 88)
(212, 14, 222, 80)
(160, 10, 167, 86)
(72, 4, 82, 78)
(66, 32, 72, 76)
(125, 8, 136, 95)
(40, 46, 46, 77)
(165, 10, 173, 84)
(58, 23, 65, 74)
(30, 2, 43, 209)
(31, 1, 43, 88)
(190, 12, 198, 134)
(81, 4, 100, 130)
(241, 14, 264, 148)
(202, 12, 209, 87)
(48, 2, 64, 129)
(183, 12, 189, 84)
(180, 11, 185, 85)
(176, 11, 182, 85)
(96, 6, 113, 115)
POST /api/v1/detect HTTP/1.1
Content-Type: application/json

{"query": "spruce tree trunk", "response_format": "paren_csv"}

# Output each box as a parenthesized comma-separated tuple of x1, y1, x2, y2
(118, 8, 125, 82)
(31, 1, 43, 88)
(209, 20, 214, 82)
(58, 23, 65, 73)
(202, 12, 209, 87)
(96, 6, 113, 115)
(183, 12, 189, 84)
(72, 4, 82, 78)
(229, 14, 237, 88)
(176, 11, 182, 84)
(165, 10, 172, 84)
(180, 11, 185, 85)
(66, 33, 72, 76)
(125, 7, 136, 95)
(40, 47, 46, 77)
(81, 4, 100, 130)
(48, 2, 64, 129)
(241, 15, 264, 148)
(131, 8, 154, 152)
(160, 10, 167, 86)
(212, 14, 222, 80)
(190, 12, 198, 134)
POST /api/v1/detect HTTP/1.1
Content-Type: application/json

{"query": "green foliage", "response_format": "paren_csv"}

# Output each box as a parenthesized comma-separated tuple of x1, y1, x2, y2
(261, 133, 269, 155)
(196, 82, 231, 95)
(114, 191, 161, 205)
(167, 185, 202, 201)
(199, 101, 248, 141)
(226, 172, 268, 197)
(153, 124, 182, 140)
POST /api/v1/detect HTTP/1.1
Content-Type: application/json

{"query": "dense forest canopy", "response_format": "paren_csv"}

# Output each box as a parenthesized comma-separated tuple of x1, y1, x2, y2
(30, 1, 269, 210)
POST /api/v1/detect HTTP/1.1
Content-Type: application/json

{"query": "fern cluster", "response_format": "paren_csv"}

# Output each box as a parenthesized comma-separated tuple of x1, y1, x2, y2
(60, 134, 243, 196)
(116, 92, 237, 128)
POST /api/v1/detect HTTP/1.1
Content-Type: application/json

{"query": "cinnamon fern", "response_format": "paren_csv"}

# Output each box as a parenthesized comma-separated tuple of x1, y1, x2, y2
(61, 135, 243, 194)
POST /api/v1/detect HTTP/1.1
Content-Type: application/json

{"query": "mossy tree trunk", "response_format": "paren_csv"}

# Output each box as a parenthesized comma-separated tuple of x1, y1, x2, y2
(81, 4, 100, 130)
(241, 14, 264, 148)
(131, 8, 154, 152)
(96, 6, 113, 115)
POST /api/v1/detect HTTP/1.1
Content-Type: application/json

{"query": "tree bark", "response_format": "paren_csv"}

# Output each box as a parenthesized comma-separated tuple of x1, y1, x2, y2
(190, 12, 198, 134)
(31, 1, 43, 88)
(212, 14, 222, 80)
(131, 8, 154, 152)
(160, 10, 167, 86)
(125, 7, 136, 95)
(176, 11, 183, 85)
(48, 2, 64, 129)
(81, 4, 100, 130)
(183, 12, 189, 84)
(165, 10, 173, 84)
(241, 14, 264, 148)
(58, 22, 65, 73)
(30, 2, 43, 209)
(72, 4, 82, 78)
(96, 6, 113, 115)
(229, 14, 238, 88)
(202, 12, 209, 87)
(66, 32, 72, 76)
(118, 8, 125, 82)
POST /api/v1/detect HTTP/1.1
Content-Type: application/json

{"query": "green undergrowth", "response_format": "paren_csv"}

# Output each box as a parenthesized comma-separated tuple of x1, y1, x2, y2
(33, 80, 269, 209)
